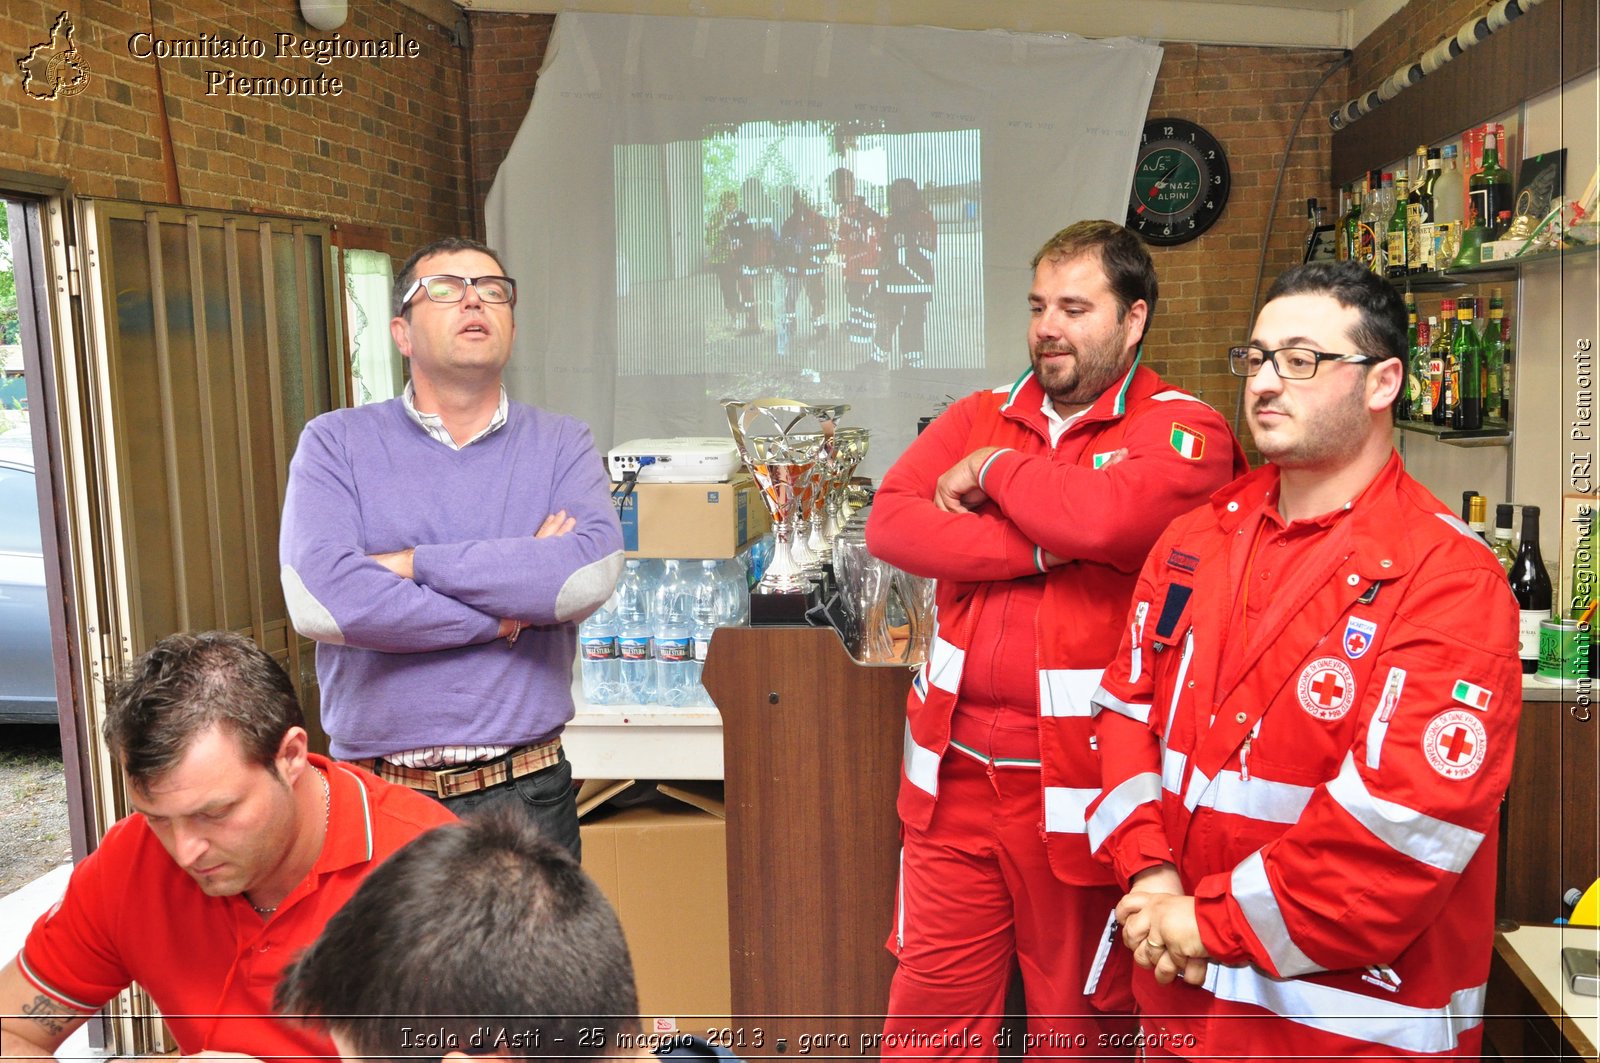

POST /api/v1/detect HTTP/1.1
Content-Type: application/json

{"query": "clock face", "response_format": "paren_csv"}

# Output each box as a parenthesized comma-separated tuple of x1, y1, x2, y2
(1127, 118, 1231, 246)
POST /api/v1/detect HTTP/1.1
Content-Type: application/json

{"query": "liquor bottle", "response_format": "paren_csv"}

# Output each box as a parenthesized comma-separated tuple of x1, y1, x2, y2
(1509, 505, 1553, 675)
(1479, 289, 1504, 422)
(1469, 132, 1513, 238)
(1491, 503, 1517, 573)
(1356, 170, 1383, 272)
(1498, 295, 1515, 420)
(1467, 494, 1490, 545)
(1412, 317, 1433, 421)
(1396, 292, 1417, 420)
(1460, 490, 1477, 523)
(1386, 172, 1410, 278)
(1452, 299, 1482, 430)
(1435, 145, 1466, 265)
(1431, 300, 1454, 427)
(1337, 185, 1356, 260)
(1411, 146, 1441, 271)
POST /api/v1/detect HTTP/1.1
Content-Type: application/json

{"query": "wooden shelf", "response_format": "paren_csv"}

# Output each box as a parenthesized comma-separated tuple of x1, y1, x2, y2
(1395, 241, 1600, 291)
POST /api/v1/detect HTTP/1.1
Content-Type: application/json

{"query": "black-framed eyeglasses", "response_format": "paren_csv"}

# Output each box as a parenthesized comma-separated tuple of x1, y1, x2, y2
(401, 274, 517, 309)
(1227, 345, 1385, 379)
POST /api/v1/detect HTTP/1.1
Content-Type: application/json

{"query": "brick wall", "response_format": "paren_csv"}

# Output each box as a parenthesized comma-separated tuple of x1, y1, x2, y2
(1139, 45, 1349, 442)
(1, 0, 472, 252)
(466, 11, 554, 235)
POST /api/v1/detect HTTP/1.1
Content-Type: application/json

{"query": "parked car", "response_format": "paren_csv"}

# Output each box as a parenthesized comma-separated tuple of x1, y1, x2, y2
(0, 443, 58, 724)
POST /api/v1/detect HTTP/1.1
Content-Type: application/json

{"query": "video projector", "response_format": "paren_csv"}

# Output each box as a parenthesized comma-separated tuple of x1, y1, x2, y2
(607, 437, 744, 483)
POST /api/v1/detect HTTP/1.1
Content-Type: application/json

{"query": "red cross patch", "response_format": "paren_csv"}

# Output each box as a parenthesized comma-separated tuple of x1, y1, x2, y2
(1297, 657, 1356, 721)
(1423, 710, 1488, 780)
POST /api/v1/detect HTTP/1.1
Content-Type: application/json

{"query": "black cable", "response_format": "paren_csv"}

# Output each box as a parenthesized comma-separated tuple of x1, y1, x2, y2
(1233, 48, 1354, 437)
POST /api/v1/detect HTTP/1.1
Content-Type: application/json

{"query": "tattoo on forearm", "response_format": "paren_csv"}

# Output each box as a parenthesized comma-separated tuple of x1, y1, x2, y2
(20, 992, 80, 1036)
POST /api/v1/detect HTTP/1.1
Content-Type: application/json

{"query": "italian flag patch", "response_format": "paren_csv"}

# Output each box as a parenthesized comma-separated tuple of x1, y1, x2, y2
(1169, 423, 1205, 460)
(1452, 679, 1492, 711)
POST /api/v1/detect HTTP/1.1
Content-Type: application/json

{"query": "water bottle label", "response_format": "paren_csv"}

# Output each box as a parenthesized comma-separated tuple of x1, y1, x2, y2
(619, 636, 652, 662)
(581, 636, 619, 661)
(657, 636, 693, 663)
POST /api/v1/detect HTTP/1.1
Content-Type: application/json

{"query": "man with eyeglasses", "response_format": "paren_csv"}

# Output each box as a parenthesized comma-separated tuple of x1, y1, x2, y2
(280, 237, 623, 855)
(1087, 260, 1520, 1058)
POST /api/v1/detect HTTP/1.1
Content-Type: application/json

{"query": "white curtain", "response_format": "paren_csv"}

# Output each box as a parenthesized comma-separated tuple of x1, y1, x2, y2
(342, 248, 401, 405)
(486, 13, 1161, 478)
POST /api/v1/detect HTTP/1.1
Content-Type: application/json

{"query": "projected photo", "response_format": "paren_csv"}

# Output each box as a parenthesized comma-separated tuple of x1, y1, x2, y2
(614, 122, 982, 376)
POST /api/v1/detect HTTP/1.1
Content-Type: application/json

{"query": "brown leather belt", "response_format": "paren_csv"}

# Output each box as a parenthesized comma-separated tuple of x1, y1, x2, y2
(348, 736, 562, 799)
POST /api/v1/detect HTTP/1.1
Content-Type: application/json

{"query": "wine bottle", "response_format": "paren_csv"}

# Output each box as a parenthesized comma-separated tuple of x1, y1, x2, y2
(1398, 292, 1417, 420)
(1452, 299, 1481, 430)
(1412, 318, 1434, 421)
(1491, 503, 1516, 573)
(1386, 172, 1410, 278)
(1411, 146, 1440, 271)
(1509, 505, 1553, 675)
(1469, 132, 1513, 239)
(1467, 494, 1490, 545)
(1432, 300, 1455, 427)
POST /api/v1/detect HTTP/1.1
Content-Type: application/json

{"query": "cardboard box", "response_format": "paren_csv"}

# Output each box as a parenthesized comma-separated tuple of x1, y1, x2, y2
(612, 475, 769, 559)
(579, 780, 731, 1027)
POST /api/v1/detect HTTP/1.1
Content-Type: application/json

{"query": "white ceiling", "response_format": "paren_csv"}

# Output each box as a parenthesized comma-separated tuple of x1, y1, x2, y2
(452, 0, 1411, 50)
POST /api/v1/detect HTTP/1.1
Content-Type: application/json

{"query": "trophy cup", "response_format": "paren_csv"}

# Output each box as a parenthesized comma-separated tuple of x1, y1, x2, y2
(723, 398, 847, 621)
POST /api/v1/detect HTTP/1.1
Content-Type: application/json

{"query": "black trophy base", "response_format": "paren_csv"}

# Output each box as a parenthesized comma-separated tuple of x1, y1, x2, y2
(750, 580, 823, 626)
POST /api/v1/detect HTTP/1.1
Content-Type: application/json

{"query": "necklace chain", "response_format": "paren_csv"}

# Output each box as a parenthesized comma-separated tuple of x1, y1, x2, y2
(249, 767, 331, 916)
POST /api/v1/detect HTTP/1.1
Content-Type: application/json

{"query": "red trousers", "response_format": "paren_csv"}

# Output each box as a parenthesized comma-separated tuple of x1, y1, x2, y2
(884, 752, 1137, 1059)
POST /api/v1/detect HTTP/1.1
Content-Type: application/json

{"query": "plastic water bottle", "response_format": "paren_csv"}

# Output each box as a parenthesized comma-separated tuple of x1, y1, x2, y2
(577, 593, 622, 705)
(653, 560, 696, 706)
(616, 560, 654, 704)
(686, 561, 722, 707)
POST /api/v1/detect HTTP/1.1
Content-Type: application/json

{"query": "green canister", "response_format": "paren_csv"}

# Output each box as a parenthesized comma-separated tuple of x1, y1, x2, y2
(1538, 618, 1590, 681)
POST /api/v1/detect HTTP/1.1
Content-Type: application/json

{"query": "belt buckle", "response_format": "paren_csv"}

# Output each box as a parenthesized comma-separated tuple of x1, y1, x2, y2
(433, 762, 486, 799)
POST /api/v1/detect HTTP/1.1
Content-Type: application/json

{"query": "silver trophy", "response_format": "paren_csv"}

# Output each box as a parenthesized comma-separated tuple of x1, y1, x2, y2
(723, 398, 846, 594)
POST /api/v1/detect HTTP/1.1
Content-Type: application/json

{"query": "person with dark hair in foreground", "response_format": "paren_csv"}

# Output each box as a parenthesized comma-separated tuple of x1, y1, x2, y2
(0, 631, 455, 1063)
(1091, 260, 1521, 1058)
(277, 810, 739, 1063)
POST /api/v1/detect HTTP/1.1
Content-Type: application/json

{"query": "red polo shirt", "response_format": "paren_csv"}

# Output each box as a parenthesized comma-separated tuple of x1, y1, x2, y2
(17, 755, 455, 1061)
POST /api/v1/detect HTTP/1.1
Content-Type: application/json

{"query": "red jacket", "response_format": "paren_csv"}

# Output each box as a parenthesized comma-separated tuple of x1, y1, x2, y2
(1089, 453, 1522, 1057)
(867, 363, 1245, 883)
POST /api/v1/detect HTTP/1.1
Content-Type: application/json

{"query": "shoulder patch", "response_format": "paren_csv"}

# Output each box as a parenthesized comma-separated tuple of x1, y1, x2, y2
(1169, 423, 1205, 460)
(1423, 710, 1488, 779)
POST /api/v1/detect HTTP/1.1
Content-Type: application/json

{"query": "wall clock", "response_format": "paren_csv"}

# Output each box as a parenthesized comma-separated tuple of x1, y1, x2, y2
(1126, 118, 1231, 245)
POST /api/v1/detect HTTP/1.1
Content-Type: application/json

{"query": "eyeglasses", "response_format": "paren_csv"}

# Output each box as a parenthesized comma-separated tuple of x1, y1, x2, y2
(401, 274, 517, 309)
(1227, 346, 1386, 379)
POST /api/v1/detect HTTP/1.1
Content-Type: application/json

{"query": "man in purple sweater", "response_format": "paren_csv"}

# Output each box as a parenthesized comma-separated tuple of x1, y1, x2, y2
(280, 237, 623, 855)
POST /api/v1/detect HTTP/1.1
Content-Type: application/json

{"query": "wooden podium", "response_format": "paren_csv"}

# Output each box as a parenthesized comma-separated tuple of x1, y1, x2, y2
(702, 625, 911, 1050)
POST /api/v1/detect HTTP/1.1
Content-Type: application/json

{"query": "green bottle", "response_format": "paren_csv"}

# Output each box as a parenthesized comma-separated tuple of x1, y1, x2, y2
(1451, 300, 1481, 430)
(1483, 288, 1507, 422)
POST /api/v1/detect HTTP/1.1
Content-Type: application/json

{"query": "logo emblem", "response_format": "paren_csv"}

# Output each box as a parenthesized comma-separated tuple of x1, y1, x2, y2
(1343, 616, 1377, 659)
(18, 12, 91, 102)
(1423, 710, 1487, 779)
(1451, 679, 1493, 712)
(1166, 548, 1199, 573)
(1297, 657, 1356, 720)
(1092, 450, 1118, 469)
(1169, 423, 1205, 461)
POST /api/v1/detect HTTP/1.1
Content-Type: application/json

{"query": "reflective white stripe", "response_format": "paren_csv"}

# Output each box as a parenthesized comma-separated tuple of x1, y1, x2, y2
(1183, 766, 1213, 811)
(902, 722, 941, 796)
(1043, 786, 1099, 834)
(1326, 752, 1485, 874)
(1149, 389, 1218, 410)
(1091, 686, 1151, 723)
(1195, 770, 1315, 824)
(1039, 668, 1104, 718)
(1231, 850, 1325, 977)
(1164, 631, 1194, 743)
(1087, 772, 1160, 852)
(926, 633, 965, 694)
(1162, 747, 1187, 794)
(1204, 963, 1485, 1054)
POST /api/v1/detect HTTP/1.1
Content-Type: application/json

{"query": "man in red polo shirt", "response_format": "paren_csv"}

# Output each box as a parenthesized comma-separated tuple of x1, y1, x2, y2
(0, 631, 455, 1063)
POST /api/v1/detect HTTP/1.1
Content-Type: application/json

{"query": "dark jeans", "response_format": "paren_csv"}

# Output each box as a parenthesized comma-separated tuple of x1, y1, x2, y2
(437, 749, 581, 859)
